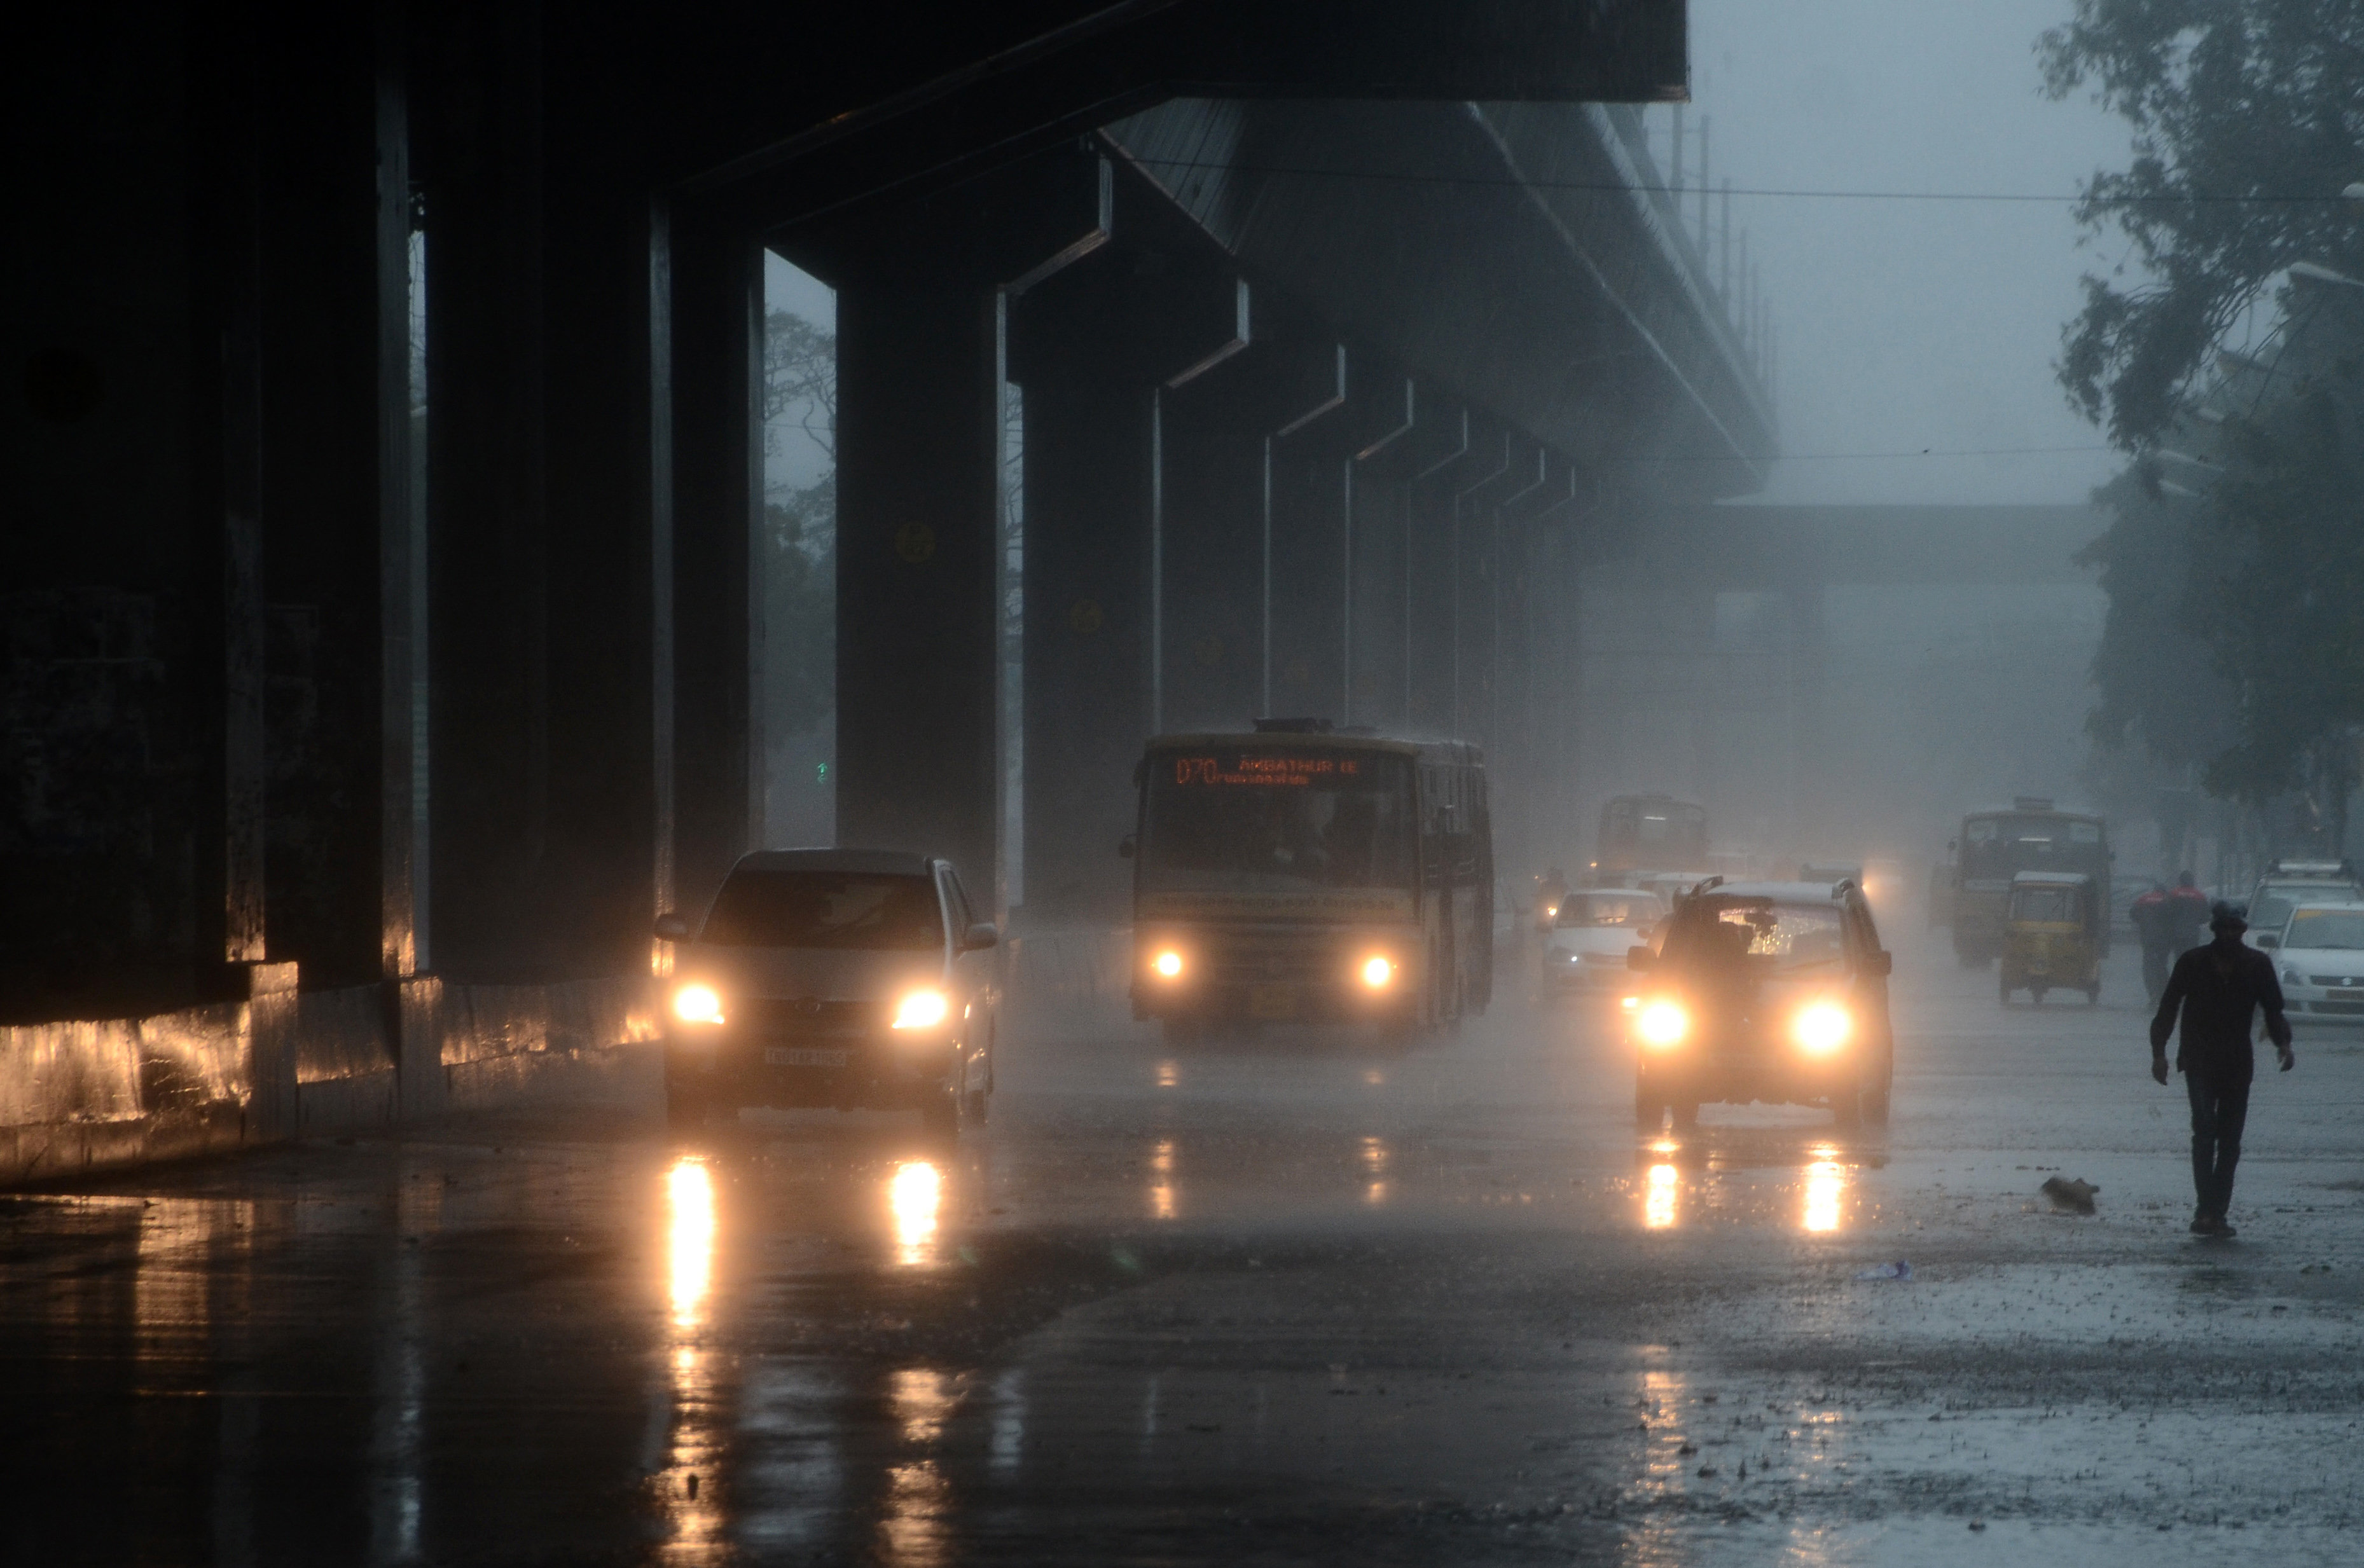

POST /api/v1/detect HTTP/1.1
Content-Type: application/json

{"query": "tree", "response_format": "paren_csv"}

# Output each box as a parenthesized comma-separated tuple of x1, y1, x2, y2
(763, 307, 836, 464)
(2040, 3, 2364, 447)
(761, 308, 836, 745)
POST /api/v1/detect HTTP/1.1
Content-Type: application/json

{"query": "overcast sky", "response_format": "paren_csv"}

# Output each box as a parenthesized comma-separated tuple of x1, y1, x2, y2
(1684, 0, 2137, 505)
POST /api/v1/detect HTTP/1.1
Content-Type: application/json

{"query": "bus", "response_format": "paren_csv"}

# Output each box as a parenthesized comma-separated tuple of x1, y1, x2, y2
(1126, 723, 1492, 1041)
(1593, 794, 1709, 881)
(1947, 797, 2110, 964)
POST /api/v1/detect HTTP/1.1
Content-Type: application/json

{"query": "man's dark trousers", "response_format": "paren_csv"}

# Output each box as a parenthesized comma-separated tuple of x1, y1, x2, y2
(2187, 1068, 2251, 1217)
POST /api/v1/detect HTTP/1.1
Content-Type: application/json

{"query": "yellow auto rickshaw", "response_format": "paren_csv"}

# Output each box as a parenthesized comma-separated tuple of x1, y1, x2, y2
(1999, 870, 2101, 1005)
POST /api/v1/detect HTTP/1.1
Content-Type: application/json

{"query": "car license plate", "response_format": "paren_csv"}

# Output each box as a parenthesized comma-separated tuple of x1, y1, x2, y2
(1248, 983, 1296, 1019)
(765, 1047, 846, 1068)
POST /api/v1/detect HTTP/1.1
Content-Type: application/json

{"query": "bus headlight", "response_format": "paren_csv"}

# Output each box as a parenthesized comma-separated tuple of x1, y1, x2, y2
(1152, 949, 1184, 979)
(1636, 1000, 1689, 1050)
(892, 989, 950, 1030)
(1793, 1001, 1852, 1056)
(672, 984, 724, 1026)
(1360, 954, 1395, 989)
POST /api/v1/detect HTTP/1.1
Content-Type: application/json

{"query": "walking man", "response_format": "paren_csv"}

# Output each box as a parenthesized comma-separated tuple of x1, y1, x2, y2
(2148, 900, 2293, 1237)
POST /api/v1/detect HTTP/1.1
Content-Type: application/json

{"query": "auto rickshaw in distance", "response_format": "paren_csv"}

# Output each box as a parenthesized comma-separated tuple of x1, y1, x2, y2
(1999, 870, 2101, 1005)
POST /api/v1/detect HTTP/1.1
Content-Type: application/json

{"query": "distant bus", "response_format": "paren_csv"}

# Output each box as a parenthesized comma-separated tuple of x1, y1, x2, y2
(1127, 726, 1492, 1041)
(1593, 794, 1709, 881)
(1948, 797, 2110, 964)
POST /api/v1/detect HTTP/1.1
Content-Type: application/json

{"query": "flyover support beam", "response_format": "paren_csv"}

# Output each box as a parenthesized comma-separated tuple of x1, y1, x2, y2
(806, 146, 1110, 904)
(1011, 234, 1246, 922)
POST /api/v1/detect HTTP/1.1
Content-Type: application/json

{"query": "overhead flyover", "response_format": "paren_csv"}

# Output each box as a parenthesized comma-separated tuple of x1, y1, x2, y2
(1104, 97, 1774, 501)
(4, 1, 1741, 1162)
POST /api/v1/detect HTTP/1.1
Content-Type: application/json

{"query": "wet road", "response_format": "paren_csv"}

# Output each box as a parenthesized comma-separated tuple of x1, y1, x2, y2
(7, 932, 2364, 1565)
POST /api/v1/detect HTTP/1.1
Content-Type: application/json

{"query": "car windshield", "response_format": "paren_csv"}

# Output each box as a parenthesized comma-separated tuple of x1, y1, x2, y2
(1671, 900, 1846, 971)
(701, 871, 944, 951)
(2010, 886, 2080, 922)
(1556, 893, 1658, 928)
(2284, 909, 2364, 951)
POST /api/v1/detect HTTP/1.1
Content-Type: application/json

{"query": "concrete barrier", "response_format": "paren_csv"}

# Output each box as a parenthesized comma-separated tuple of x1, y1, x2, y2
(0, 970, 660, 1187)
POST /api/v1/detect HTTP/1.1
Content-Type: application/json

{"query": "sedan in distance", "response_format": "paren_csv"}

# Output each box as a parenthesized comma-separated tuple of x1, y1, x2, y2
(1541, 888, 1666, 996)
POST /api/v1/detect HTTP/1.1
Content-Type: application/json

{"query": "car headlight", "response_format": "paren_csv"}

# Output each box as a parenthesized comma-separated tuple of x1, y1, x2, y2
(1793, 1001, 1852, 1056)
(672, 983, 724, 1026)
(1151, 949, 1184, 979)
(892, 989, 950, 1030)
(1636, 1000, 1689, 1049)
(2283, 966, 2303, 986)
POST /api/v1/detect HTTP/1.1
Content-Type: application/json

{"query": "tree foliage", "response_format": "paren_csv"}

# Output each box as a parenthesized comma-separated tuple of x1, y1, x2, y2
(2040, 1, 2364, 446)
(761, 308, 836, 742)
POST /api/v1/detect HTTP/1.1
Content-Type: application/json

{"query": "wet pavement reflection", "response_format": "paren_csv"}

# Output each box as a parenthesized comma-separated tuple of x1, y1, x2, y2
(5, 935, 2364, 1562)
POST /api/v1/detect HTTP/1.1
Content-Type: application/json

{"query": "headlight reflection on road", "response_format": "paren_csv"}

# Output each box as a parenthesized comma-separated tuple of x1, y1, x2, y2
(881, 1368, 958, 1567)
(1150, 1139, 1177, 1220)
(890, 1161, 942, 1265)
(667, 1157, 716, 1330)
(660, 1157, 724, 1560)
(1644, 1162, 1680, 1230)
(1802, 1145, 1846, 1234)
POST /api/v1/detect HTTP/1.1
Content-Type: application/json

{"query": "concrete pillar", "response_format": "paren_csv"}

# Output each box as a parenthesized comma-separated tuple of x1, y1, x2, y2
(422, 0, 553, 982)
(188, 0, 271, 987)
(1009, 231, 1246, 921)
(1158, 329, 1344, 736)
(1150, 313, 1353, 734)
(669, 217, 764, 918)
(800, 146, 1111, 902)
(532, 50, 667, 979)
(244, 0, 414, 991)
(1344, 376, 1418, 732)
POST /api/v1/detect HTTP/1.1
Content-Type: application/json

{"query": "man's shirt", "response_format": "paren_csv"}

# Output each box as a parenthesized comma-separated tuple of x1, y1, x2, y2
(2150, 938, 2291, 1081)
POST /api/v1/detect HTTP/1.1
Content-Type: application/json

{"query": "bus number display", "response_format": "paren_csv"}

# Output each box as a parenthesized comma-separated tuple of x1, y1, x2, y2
(1173, 755, 1362, 788)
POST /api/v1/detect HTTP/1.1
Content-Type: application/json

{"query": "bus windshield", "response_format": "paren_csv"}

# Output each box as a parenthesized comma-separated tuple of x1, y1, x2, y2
(1961, 813, 2105, 879)
(1142, 751, 1416, 893)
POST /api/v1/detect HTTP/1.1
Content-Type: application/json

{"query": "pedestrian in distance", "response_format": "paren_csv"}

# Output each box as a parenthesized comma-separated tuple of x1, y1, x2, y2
(2148, 900, 2293, 1237)
(2132, 870, 2210, 1007)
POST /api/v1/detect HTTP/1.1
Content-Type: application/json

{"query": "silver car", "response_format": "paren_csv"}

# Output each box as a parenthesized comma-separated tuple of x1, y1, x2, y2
(2257, 900, 2364, 1026)
(656, 849, 1001, 1136)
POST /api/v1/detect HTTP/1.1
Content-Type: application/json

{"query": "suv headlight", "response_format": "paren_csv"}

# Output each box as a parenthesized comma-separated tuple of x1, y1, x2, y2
(1793, 1001, 1852, 1056)
(2283, 966, 2303, 986)
(892, 989, 950, 1030)
(672, 983, 724, 1025)
(1636, 1000, 1689, 1049)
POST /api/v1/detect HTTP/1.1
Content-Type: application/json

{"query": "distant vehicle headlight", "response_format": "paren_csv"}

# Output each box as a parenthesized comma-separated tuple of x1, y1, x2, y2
(1152, 949, 1184, 979)
(1636, 1000, 1689, 1049)
(1793, 1001, 1852, 1056)
(892, 989, 950, 1030)
(1360, 954, 1395, 989)
(672, 983, 724, 1026)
